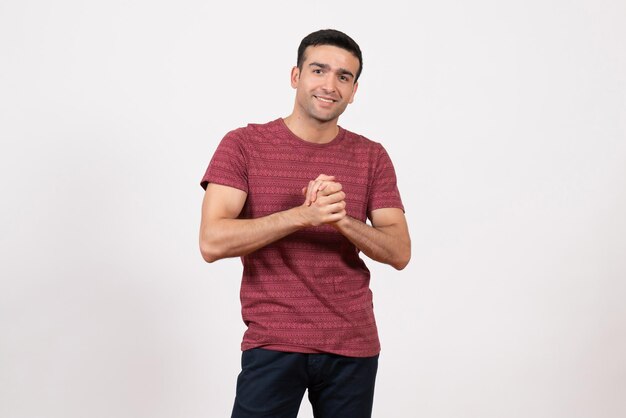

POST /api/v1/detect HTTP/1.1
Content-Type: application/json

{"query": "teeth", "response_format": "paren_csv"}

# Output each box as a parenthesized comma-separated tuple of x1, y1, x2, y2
(316, 96, 334, 103)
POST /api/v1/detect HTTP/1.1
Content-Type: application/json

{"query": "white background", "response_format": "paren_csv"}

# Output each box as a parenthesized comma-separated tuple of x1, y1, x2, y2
(1, 1, 625, 417)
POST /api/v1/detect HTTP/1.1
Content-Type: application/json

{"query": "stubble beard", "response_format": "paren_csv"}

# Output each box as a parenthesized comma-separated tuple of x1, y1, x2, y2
(304, 98, 346, 125)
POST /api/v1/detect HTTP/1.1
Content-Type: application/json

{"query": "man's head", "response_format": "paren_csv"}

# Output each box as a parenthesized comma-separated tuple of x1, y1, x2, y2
(297, 29, 363, 82)
(290, 30, 362, 125)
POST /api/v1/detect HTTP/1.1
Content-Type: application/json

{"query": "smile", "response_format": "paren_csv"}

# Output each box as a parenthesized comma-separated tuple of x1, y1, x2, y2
(314, 95, 336, 103)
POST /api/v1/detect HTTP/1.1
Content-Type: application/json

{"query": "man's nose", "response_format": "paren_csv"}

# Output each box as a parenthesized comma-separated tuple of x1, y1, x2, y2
(321, 74, 336, 93)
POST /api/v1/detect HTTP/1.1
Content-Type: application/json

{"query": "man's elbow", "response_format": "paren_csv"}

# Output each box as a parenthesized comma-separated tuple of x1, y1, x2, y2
(199, 238, 223, 263)
(392, 244, 411, 270)
(392, 255, 410, 270)
(200, 247, 217, 263)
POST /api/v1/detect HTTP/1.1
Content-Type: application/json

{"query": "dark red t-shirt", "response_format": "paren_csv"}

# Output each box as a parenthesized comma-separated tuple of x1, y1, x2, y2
(201, 118, 404, 357)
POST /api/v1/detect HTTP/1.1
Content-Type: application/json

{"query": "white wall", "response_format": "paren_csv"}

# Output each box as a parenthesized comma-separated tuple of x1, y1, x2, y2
(1, 1, 625, 417)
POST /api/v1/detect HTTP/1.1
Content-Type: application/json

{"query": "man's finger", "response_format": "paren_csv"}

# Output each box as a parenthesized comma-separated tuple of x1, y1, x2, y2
(304, 180, 315, 206)
(309, 180, 324, 203)
(316, 181, 342, 197)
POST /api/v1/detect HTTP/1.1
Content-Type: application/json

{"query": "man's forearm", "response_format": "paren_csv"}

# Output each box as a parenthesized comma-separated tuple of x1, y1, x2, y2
(332, 216, 411, 270)
(200, 207, 307, 262)
(200, 180, 347, 263)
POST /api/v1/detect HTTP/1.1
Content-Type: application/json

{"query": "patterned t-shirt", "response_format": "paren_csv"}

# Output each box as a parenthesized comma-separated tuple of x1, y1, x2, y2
(201, 118, 404, 357)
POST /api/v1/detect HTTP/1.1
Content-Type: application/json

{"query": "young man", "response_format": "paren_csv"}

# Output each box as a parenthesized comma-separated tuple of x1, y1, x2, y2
(199, 29, 410, 418)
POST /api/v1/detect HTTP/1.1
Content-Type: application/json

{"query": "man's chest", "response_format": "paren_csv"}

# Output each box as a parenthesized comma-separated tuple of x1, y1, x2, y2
(242, 149, 373, 221)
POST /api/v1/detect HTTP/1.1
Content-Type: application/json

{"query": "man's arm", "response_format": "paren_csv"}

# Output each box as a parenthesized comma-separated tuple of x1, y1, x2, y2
(199, 182, 346, 263)
(332, 208, 411, 270)
(306, 176, 411, 270)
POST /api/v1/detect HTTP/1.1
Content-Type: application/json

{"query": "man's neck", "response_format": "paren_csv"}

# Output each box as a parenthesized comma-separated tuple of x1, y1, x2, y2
(283, 114, 339, 144)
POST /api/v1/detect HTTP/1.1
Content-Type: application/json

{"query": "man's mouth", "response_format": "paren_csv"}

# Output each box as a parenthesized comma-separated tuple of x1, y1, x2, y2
(314, 95, 336, 103)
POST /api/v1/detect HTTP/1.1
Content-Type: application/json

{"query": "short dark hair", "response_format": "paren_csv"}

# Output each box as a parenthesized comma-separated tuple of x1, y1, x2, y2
(297, 29, 363, 81)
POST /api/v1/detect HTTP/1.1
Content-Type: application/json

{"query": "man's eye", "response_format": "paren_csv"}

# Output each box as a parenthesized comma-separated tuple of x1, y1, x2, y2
(339, 75, 348, 81)
(313, 69, 323, 74)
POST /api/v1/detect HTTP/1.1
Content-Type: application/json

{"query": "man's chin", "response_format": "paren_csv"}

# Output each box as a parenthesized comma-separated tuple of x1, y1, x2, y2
(310, 109, 343, 124)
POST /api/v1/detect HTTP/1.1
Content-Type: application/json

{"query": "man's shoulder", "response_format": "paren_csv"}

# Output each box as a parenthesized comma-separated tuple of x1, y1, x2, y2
(340, 126, 385, 151)
(239, 118, 282, 133)
(223, 118, 282, 141)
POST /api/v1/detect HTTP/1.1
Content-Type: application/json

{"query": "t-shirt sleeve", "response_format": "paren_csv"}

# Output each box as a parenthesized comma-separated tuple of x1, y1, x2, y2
(200, 129, 248, 192)
(367, 145, 405, 216)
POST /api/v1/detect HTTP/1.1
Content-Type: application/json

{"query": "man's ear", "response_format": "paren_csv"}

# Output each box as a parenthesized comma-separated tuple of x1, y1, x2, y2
(290, 66, 300, 89)
(348, 81, 359, 104)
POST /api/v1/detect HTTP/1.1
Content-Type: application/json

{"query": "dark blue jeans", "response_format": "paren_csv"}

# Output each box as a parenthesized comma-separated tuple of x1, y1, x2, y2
(231, 348, 379, 418)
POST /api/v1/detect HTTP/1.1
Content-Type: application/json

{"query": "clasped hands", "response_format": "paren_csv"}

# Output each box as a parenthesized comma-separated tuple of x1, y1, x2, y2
(299, 174, 346, 227)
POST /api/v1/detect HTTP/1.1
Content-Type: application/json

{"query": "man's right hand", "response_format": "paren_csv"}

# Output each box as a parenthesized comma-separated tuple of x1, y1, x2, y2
(298, 177, 346, 227)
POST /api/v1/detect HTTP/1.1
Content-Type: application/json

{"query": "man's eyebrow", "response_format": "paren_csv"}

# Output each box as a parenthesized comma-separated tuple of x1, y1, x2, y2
(309, 62, 355, 78)
(337, 68, 355, 78)
(309, 62, 330, 70)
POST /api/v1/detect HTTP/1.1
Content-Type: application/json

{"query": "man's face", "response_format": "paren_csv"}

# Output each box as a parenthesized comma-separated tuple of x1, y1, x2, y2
(291, 45, 360, 124)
